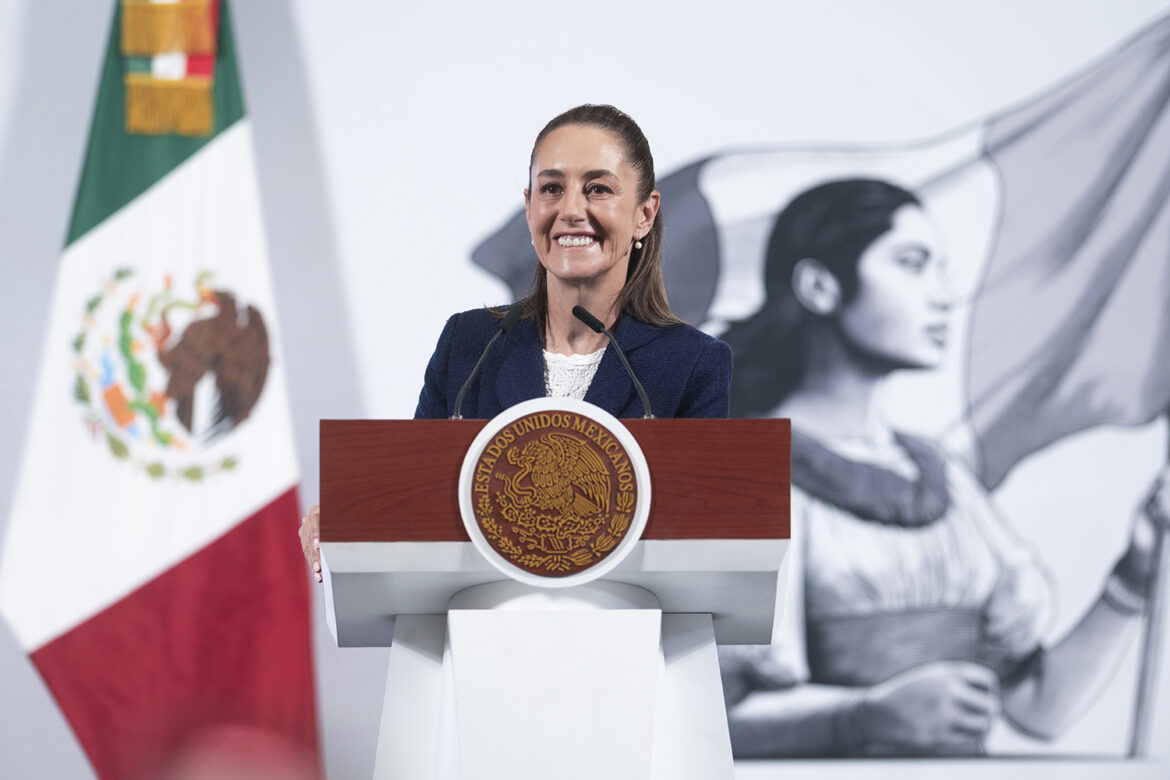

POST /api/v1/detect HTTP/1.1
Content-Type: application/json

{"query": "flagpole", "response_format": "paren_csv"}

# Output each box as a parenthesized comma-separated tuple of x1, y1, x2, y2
(1129, 420, 1170, 757)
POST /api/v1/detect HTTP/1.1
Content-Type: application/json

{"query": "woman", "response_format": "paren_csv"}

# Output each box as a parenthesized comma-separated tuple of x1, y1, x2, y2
(300, 104, 732, 579)
(719, 178, 1170, 756)
(413, 104, 731, 420)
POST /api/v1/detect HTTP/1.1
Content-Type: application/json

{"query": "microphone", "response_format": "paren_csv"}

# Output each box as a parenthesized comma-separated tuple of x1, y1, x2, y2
(452, 301, 525, 419)
(572, 305, 655, 419)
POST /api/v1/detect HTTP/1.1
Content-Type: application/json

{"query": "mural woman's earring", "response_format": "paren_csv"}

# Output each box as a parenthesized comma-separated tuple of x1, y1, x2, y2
(634, 240, 643, 250)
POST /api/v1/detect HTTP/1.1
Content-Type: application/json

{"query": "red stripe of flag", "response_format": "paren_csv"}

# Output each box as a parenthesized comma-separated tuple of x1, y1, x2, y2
(30, 486, 320, 780)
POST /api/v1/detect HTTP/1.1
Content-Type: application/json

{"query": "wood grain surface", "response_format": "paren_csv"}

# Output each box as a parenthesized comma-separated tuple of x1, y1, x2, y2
(320, 418, 789, 543)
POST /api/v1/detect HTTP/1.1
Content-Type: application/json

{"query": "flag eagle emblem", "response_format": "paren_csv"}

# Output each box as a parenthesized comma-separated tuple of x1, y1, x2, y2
(70, 267, 269, 481)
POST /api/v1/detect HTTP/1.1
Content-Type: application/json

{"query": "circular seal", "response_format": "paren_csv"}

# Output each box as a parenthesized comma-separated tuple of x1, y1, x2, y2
(459, 398, 651, 588)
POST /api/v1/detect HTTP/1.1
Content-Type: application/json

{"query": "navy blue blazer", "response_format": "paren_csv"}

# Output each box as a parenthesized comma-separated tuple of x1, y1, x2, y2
(414, 308, 731, 419)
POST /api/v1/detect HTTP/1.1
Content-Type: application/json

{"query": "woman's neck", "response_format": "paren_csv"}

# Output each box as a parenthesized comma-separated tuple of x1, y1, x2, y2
(777, 329, 893, 445)
(543, 278, 620, 355)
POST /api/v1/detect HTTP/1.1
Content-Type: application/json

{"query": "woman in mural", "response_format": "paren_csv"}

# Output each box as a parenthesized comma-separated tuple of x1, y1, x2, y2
(299, 104, 732, 578)
(720, 178, 1170, 757)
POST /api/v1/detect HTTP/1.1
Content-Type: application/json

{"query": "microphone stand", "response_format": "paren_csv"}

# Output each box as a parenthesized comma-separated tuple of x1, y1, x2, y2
(571, 305, 654, 419)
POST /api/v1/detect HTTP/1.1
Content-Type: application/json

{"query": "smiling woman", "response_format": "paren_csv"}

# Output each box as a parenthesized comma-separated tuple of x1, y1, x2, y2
(519, 105, 681, 352)
(408, 103, 732, 421)
(526, 123, 656, 315)
(298, 104, 732, 581)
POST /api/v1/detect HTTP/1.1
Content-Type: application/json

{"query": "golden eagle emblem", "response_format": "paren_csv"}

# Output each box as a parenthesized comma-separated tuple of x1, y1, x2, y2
(472, 411, 639, 577)
(505, 432, 610, 516)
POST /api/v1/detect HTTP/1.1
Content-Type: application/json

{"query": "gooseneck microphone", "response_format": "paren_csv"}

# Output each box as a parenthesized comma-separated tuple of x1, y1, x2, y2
(452, 301, 525, 419)
(572, 305, 655, 419)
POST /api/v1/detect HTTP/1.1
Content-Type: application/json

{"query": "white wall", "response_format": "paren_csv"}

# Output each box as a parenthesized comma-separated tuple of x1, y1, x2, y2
(1, 1, 1168, 778)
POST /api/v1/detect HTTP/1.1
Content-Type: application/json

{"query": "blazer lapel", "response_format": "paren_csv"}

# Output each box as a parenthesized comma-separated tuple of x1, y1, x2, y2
(496, 317, 546, 410)
(583, 348, 634, 416)
(583, 316, 661, 417)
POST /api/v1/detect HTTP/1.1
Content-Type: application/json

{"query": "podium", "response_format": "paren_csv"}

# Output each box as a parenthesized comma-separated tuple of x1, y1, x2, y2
(319, 404, 790, 779)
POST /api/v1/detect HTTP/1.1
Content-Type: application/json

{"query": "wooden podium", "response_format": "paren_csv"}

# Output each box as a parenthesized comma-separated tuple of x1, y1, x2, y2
(320, 410, 790, 779)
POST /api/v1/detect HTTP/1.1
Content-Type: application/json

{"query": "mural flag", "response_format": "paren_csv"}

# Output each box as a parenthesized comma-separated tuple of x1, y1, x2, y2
(0, 2, 319, 777)
(472, 17, 1170, 494)
(961, 16, 1170, 489)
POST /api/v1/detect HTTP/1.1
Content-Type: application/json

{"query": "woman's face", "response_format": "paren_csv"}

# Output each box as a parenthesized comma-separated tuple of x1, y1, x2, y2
(836, 204, 952, 369)
(525, 124, 658, 292)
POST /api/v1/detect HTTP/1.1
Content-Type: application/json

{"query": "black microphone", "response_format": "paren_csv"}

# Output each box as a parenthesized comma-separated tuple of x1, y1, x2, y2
(572, 305, 655, 419)
(452, 301, 525, 419)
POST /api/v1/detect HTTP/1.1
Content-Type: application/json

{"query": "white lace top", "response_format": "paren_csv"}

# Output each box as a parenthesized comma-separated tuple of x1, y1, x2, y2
(543, 347, 606, 400)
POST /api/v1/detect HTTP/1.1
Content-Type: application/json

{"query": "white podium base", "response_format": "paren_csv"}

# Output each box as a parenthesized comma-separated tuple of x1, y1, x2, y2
(372, 582, 733, 780)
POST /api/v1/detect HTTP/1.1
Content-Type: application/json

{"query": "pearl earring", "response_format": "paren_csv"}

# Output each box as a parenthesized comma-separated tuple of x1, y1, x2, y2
(634, 240, 643, 250)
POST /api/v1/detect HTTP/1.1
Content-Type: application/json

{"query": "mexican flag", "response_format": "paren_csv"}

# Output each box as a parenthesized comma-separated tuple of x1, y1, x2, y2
(0, 2, 319, 777)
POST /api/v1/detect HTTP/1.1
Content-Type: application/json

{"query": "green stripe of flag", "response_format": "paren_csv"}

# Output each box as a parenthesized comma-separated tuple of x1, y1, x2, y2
(66, 1, 244, 247)
(123, 57, 153, 74)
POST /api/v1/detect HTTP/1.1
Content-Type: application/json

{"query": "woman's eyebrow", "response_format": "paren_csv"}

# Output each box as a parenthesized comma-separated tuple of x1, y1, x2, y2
(536, 168, 617, 180)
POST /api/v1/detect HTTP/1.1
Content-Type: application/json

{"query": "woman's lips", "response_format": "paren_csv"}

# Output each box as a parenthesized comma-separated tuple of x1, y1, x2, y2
(925, 322, 949, 346)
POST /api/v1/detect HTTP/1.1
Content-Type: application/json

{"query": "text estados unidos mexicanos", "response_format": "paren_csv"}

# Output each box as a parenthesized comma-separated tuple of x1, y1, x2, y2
(473, 413, 633, 493)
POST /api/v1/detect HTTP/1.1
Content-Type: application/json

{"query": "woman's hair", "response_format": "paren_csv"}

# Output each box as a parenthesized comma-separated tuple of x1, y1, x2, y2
(522, 104, 681, 334)
(723, 178, 921, 417)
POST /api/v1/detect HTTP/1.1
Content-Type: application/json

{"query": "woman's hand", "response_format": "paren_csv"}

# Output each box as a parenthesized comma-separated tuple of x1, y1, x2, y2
(1114, 468, 1170, 598)
(1133, 467, 1170, 559)
(858, 661, 1000, 750)
(299, 505, 322, 583)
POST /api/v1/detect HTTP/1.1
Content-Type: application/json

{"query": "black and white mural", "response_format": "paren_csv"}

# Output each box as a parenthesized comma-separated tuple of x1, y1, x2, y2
(474, 15, 1170, 760)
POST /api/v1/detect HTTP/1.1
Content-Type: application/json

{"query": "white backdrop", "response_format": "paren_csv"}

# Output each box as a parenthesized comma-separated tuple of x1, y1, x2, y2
(2, 1, 1169, 778)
